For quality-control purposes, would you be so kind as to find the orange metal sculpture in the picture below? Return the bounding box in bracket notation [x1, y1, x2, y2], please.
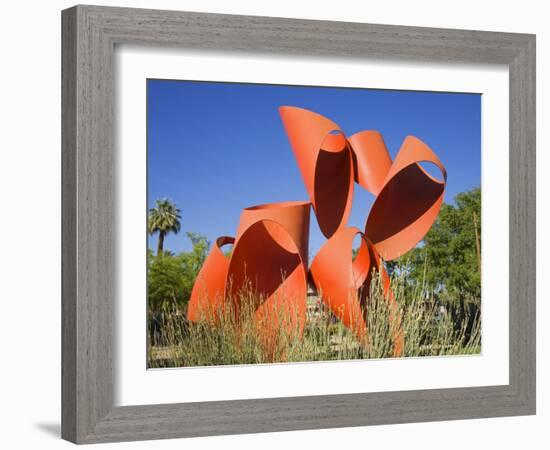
[187, 105, 446, 358]
[279, 106, 354, 239]
[188, 201, 309, 338]
[187, 236, 234, 323]
[228, 201, 310, 337]
[310, 227, 403, 357]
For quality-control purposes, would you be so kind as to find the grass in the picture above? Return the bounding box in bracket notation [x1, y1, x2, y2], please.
[147, 269, 481, 368]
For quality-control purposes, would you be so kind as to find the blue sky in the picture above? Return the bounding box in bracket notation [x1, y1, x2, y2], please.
[147, 79, 480, 256]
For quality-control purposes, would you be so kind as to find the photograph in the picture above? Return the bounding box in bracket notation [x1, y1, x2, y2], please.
[146, 79, 482, 368]
[1, 0, 541, 447]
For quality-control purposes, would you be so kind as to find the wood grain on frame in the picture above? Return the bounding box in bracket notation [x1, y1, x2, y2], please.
[61, 5, 536, 444]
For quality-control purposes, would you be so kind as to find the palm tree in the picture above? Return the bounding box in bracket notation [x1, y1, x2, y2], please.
[148, 199, 181, 255]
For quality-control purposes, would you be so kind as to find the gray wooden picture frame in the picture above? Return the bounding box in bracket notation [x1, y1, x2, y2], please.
[61, 4, 536, 444]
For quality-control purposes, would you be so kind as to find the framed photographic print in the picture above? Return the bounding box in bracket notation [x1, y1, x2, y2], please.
[61, 5, 536, 444]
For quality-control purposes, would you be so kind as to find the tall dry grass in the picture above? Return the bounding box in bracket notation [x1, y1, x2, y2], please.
[148, 268, 481, 368]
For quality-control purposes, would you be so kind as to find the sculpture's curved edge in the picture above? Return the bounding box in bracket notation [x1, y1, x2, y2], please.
[310, 227, 403, 356]
[348, 130, 392, 196]
[187, 235, 234, 323]
[279, 105, 354, 239]
[228, 217, 308, 359]
[228, 205, 309, 328]
[234, 200, 311, 268]
[365, 135, 447, 261]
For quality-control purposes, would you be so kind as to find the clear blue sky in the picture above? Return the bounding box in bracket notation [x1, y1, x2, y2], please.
[147, 79, 480, 256]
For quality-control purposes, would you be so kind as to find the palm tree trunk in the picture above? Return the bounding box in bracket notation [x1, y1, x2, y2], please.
[157, 231, 165, 255]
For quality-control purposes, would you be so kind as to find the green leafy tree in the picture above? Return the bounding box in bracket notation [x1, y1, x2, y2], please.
[148, 252, 187, 313]
[178, 232, 211, 303]
[148, 199, 181, 255]
[147, 232, 211, 313]
[407, 187, 481, 331]
[411, 188, 481, 296]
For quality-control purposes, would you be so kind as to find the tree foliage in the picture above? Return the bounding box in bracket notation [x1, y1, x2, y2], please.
[383, 187, 482, 337]
[408, 187, 481, 303]
[147, 232, 210, 313]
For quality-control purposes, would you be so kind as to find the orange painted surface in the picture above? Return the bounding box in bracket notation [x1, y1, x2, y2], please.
[187, 105, 445, 359]
[279, 106, 354, 239]
[365, 135, 447, 261]
[228, 201, 310, 337]
[187, 236, 234, 323]
[310, 228, 403, 356]
[348, 130, 392, 196]
[188, 202, 309, 352]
